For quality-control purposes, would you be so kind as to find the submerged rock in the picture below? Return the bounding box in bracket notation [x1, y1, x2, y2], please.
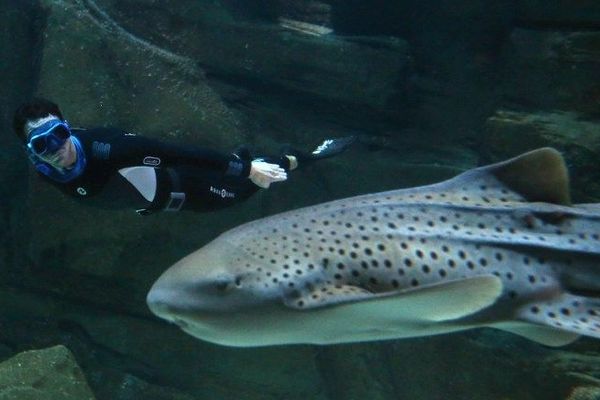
[515, 1, 600, 29]
[567, 386, 600, 400]
[0, 345, 96, 400]
[483, 109, 600, 201]
[87, 0, 410, 113]
[504, 29, 600, 117]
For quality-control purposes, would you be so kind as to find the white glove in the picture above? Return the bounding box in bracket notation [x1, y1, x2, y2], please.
[249, 161, 287, 189]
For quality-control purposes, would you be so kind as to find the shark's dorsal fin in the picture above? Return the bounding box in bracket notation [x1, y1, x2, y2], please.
[486, 147, 571, 206]
[307, 147, 572, 213]
[288, 276, 503, 323]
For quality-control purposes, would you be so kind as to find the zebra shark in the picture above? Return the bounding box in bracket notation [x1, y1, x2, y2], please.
[147, 148, 600, 347]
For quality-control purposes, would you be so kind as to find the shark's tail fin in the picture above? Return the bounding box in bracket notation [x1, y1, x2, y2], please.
[510, 293, 599, 346]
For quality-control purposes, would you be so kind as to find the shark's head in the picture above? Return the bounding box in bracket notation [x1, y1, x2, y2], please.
[146, 227, 320, 346]
[148, 236, 276, 308]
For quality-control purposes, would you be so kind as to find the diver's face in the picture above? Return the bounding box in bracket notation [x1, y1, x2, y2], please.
[26, 115, 77, 169]
[37, 138, 76, 169]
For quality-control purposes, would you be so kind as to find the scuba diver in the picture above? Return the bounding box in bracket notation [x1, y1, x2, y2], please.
[14, 98, 355, 215]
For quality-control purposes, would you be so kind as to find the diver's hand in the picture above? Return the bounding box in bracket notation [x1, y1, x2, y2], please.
[249, 161, 287, 189]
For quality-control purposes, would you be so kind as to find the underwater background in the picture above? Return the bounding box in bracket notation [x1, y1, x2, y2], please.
[0, 0, 599, 399]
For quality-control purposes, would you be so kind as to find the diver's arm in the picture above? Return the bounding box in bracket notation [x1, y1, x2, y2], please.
[108, 134, 251, 177]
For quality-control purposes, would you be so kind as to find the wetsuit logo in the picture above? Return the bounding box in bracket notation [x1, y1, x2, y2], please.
[210, 186, 235, 199]
[76, 187, 87, 196]
[143, 156, 161, 166]
[92, 141, 111, 160]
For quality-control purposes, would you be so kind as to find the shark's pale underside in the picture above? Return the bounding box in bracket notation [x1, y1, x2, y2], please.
[147, 148, 600, 347]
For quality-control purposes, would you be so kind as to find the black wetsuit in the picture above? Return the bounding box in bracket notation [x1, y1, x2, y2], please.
[38, 127, 290, 214]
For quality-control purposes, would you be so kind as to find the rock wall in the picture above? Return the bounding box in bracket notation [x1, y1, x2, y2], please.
[0, 345, 96, 400]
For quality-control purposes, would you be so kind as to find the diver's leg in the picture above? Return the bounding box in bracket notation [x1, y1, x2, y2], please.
[280, 136, 356, 171]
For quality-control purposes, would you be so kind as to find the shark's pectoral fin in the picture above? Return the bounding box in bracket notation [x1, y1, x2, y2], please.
[287, 276, 503, 323]
[492, 322, 580, 347]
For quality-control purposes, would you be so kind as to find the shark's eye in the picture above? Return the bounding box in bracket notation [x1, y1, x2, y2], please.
[215, 278, 235, 293]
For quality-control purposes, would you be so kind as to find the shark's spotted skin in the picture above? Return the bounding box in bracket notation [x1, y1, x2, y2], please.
[148, 148, 600, 347]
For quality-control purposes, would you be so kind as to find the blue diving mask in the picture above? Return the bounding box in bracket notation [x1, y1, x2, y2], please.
[26, 119, 71, 157]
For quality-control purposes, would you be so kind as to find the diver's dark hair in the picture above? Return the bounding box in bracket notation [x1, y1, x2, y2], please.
[13, 98, 64, 142]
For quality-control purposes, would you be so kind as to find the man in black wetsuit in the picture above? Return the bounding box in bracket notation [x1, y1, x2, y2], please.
[13, 98, 355, 215]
